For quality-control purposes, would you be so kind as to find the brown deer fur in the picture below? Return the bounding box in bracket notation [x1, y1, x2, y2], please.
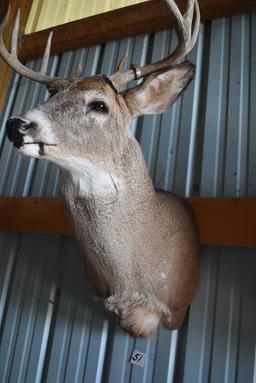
[6, 61, 200, 337]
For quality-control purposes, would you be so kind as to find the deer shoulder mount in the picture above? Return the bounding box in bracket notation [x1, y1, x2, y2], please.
[1, 0, 200, 337]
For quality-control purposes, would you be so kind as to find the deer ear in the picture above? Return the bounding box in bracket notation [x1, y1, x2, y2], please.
[124, 61, 195, 117]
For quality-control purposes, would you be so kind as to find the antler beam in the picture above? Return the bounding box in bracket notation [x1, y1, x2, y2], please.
[0, 7, 58, 84]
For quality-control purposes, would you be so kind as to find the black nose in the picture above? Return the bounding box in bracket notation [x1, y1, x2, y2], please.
[6, 117, 27, 148]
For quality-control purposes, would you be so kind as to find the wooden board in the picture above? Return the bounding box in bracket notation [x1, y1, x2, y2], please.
[0, 0, 33, 113]
[0, 197, 73, 236]
[186, 198, 256, 247]
[19, 0, 172, 61]
[0, 197, 256, 247]
[19, 0, 256, 62]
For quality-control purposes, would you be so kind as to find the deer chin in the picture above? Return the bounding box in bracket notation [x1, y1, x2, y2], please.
[19, 141, 57, 157]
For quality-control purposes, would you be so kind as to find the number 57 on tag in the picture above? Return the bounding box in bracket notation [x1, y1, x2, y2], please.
[130, 350, 146, 367]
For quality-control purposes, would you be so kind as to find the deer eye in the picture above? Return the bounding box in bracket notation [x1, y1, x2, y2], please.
[87, 101, 109, 114]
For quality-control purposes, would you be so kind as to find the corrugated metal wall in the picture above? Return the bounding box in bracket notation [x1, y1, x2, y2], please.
[0, 13, 256, 383]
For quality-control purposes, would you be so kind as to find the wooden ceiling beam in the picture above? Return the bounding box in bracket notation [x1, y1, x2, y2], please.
[18, 0, 256, 62]
[0, 197, 256, 247]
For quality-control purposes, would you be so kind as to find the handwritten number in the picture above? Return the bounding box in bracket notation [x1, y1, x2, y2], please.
[132, 353, 143, 362]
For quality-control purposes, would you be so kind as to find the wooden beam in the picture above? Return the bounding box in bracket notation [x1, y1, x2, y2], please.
[0, 0, 33, 113]
[19, 0, 172, 62]
[0, 197, 256, 247]
[18, 0, 256, 62]
[186, 198, 256, 247]
[198, 0, 256, 20]
[0, 197, 73, 236]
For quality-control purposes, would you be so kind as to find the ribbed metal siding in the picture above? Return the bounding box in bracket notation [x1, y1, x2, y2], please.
[0, 13, 256, 383]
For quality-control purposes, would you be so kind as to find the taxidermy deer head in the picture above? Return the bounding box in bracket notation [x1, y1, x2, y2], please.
[1, 0, 200, 337]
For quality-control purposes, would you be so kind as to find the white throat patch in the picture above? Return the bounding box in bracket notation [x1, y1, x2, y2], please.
[57, 156, 121, 197]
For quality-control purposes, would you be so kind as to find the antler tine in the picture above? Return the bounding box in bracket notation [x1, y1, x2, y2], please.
[75, 63, 83, 78]
[116, 54, 128, 72]
[40, 31, 53, 74]
[109, 0, 200, 90]
[10, 7, 19, 55]
[190, 1, 200, 50]
[183, 0, 195, 33]
[0, 7, 59, 85]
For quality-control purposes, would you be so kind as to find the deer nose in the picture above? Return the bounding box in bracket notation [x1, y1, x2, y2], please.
[6, 117, 30, 148]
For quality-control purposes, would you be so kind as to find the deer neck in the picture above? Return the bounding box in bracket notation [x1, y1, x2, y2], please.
[59, 138, 157, 296]
[59, 137, 155, 205]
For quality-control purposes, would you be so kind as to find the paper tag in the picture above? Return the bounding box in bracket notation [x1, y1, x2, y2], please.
[130, 350, 146, 367]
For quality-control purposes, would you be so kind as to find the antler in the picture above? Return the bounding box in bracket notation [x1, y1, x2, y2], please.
[0, 1, 200, 90]
[110, 0, 200, 89]
[0, 7, 58, 85]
